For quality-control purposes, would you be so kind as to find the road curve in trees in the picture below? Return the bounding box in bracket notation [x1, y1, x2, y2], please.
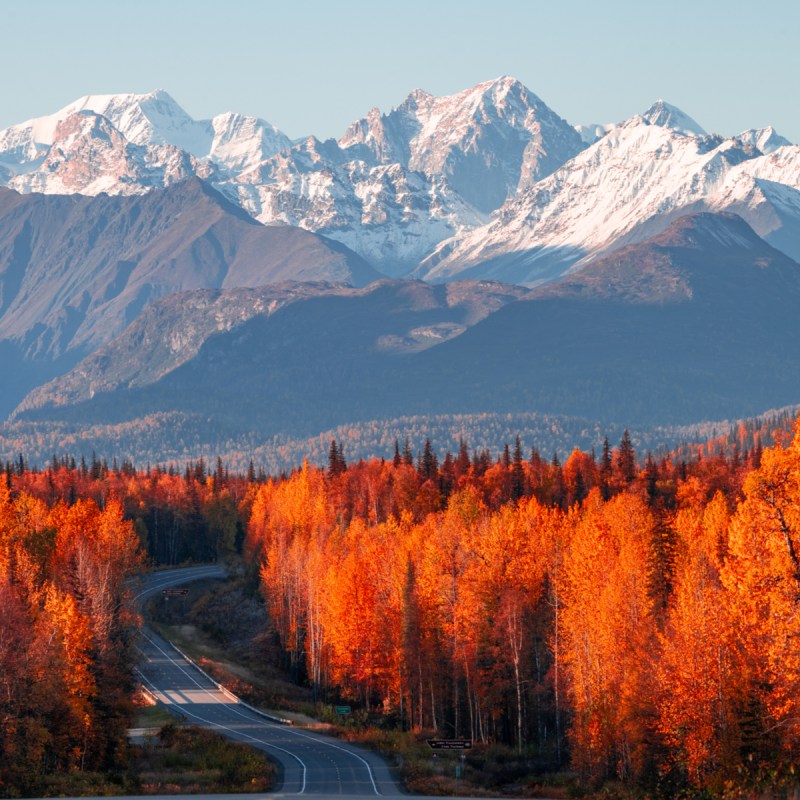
[134, 566, 402, 796]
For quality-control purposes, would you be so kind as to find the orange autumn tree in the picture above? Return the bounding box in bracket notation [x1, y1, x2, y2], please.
[414, 487, 486, 738]
[41, 584, 96, 768]
[248, 463, 333, 681]
[459, 501, 548, 751]
[560, 489, 657, 782]
[656, 492, 740, 788]
[722, 421, 800, 763]
[321, 514, 411, 708]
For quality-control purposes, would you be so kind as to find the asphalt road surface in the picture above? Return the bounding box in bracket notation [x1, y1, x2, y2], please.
[134, 565, 402, 796]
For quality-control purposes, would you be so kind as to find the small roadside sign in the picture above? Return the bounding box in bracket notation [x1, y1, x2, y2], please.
[427, 739, 472, 750]
[335, 705, 352, 715]
[161, 588, 189, 597]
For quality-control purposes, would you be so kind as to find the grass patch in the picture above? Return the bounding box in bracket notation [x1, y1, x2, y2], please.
[134, 704, 176, 729]
[28, 772, 136, 798]
[131, 723, 277, 794]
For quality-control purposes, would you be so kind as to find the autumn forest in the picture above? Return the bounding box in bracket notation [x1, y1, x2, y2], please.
[2, 417, 800, 796]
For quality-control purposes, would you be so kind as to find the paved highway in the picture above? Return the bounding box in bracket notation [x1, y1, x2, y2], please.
[135, 566, 402, 796]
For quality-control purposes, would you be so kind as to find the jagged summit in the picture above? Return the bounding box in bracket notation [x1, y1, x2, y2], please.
[735, 126, 792, 154]
[0, 90, 291, 166]
[339, 74, 584, 213]
[641, 99, 707, 136]
[416, 112, 800, 286]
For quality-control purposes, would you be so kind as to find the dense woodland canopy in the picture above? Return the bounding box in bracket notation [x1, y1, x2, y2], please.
[246, 421, 800, 793]
[1, 414, 799, 796]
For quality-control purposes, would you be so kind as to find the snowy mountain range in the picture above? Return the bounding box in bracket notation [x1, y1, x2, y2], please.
[1, 79, 797, 285]
[419, 117, 800, 285]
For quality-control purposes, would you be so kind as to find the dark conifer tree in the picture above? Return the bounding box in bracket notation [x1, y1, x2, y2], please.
[402, 437, 414, 467]
[419, 438, 438, 481]
[455, 437, 471, 478]
[474, 449, 492, 477]
[572, 469, 586, 506]
[551, 452, 565, 509]
[337, 441, 347, 473]
[439, 452, 456, 498]
[328, 439, 347, 477]
[511, 436, 525, 500]
[600, 437, 612, 499]
[644, 452, 658, 505]
[752, 435, 763, 468]
[616, 430, 636, 484]
[90, 451, 101, 480]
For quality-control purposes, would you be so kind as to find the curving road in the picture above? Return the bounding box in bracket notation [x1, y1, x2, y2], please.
[135, 566, 402, 796]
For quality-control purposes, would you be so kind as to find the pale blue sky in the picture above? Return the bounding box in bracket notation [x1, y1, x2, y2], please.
[2, 0, 798, 143]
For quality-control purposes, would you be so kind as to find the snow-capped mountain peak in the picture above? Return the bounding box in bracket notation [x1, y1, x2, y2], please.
[208, 111, 292, 175]
[735, 126, 793, 155]
[62, 89, 197, 148]
[336, 76, 586, 219]
[0, 90, 290, 170]
[641, 99, 707, 137]
[6, 108, 200, 196]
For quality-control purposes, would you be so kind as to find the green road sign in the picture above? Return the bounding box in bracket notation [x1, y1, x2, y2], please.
[427, 739, 472, 750]
[335, 705, 351, 715]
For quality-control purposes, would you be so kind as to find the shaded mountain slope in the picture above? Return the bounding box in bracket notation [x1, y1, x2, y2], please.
[14, 214, 800, 446]
[408, 212, 800, 423]
[0, 178, 376, 415]
[0, 178, 377, 359]
[16, 279, 529, 418]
